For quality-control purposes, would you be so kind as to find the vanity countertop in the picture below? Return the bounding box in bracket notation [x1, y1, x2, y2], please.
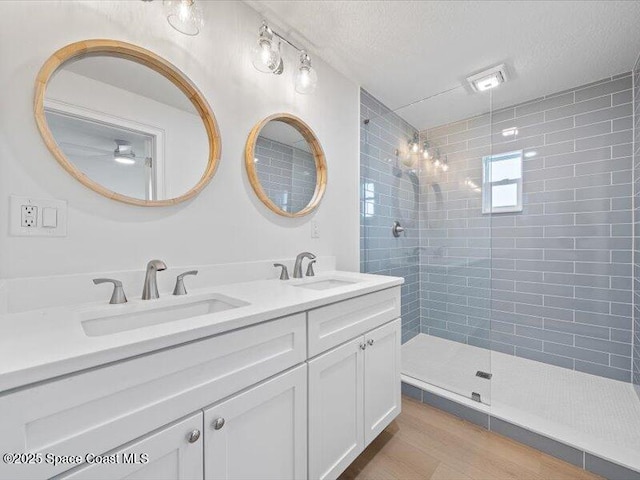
[0, 271, 403, 393]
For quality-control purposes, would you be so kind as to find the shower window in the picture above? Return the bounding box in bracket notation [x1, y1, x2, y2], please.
[482, 150, 523, 213]
[362, 182, 376, 218]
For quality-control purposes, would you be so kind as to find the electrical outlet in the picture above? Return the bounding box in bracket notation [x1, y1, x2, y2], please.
[21, 205, 38, 227]
[10, 196, 67, 237]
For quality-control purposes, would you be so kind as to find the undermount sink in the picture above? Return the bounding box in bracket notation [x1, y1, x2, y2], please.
[294, 278, 358, 290]
[80, 293, 249, 337]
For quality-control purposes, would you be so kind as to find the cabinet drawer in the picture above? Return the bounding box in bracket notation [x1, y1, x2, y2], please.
[0, 314, 306, 480]
[307, 287, 400, 357]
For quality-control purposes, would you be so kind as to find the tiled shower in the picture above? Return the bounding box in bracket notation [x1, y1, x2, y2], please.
[422, 74, 635, 382]
[361, 70, 640, 475]
[360, 89, 420, 344]
[255, 136, 317, 214]
[361, 74, 637, 382]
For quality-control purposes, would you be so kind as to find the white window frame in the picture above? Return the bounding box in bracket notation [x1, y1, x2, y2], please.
[361, 182, 375, 218]
[482, 150, 523, 214]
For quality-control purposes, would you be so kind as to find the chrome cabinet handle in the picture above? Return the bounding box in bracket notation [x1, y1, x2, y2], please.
[212, 417, 225, 430]
[173, 270, 198, 296]
[367, 339, 375, 346]
[360, 343, 367, 350]
[93, 278, 127, 304]
[187, 429, 201, 443]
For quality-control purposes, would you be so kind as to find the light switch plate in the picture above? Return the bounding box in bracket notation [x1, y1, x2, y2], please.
[10, 196, 67, 237]
[311, 219, 320, 238]
[42, 207, 58, 228]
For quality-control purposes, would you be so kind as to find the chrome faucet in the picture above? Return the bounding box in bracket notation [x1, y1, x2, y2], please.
[293, 252, 316, 278]
[142, 259, 167, 300]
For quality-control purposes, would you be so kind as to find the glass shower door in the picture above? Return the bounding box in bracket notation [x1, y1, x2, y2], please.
[360, 85, 494, 405]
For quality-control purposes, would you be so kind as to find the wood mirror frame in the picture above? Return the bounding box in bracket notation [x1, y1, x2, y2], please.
[245, 113, 327, 218]
[34, 39, 221, 207]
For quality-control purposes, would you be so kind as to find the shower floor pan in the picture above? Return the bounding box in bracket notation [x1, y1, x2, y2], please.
[402, 333, 640, 475]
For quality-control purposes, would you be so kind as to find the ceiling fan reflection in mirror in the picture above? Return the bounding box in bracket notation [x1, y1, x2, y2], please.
[57, 139, 150, 167]
[113, 140, 137, 165]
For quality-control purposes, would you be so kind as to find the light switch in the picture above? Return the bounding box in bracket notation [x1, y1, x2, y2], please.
[42, 207, 57, 228]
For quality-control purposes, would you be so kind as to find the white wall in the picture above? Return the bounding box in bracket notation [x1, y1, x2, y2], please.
[47, 69, 209, 199]
[0, 0, 360, 279]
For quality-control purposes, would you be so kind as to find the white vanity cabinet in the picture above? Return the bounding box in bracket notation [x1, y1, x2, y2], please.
[363, 319, 401, 445]
[203, 365, 307, 480]
[307, 287, 401, 480]
[55, 365, 308, 480]
[0, 313, 306, 480]
[0, 282, 402, 480]
[56, 413, 204, 480]
[308, 337, 365, 480]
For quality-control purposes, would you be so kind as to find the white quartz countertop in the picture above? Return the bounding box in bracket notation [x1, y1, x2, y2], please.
[0, 271, 403, 393]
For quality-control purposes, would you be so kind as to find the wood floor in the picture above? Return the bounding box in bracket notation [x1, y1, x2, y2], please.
[339, 396, 602, 480]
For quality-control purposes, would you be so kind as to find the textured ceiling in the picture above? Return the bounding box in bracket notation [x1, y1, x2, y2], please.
[247, 1, 640, 129]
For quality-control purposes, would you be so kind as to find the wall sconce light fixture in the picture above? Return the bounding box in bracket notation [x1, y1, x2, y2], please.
[142, 0, 204, 36]
[428, 148, 449, 172]
[163, 0, 203, 36]
[422, 141, 431, 160]
[408, 133, 420, 154]
[295, 50, 318, 94]
[251, 21, 283, 73]
[252, 20, 318, 94]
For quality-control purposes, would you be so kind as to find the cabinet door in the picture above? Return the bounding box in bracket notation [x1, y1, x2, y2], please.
[57, 413, 203, 480]
[308, 337, 364, 480]
[363, 318, 401, 446]
[203, 365, 307, 480]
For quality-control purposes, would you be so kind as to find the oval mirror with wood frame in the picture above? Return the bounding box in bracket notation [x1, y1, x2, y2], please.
[245, 114, 327, 217]
[34, 39, 221, 206]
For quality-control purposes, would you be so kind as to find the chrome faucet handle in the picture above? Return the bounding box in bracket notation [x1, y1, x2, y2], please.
[273, 263, 290, 280]
[93, 278, 127, 304]
[173, 270, 198, 296]
[305, 259, 316, 277]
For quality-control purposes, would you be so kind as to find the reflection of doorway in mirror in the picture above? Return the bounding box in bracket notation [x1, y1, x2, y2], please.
[44, 101, 165, 201]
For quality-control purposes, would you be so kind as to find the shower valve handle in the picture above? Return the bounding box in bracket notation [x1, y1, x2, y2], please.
[392, 221, 405, 238]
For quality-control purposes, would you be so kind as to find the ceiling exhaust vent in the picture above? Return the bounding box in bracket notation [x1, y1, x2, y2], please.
[467, 64, 508, 92]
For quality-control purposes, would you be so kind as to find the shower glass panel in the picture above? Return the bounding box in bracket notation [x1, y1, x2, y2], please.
[360, 89, 421, 348]
[360, 85, 493, 405]
[361, 66, 640, 476]
[486, 76, 640, 471]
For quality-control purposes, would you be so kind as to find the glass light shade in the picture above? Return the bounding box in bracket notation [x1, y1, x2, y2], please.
[295, 65, 318, 94]
[114, 156, 136, 165]
[164, 0, 203, 36]
[401, 154, 416, 167]
[252, 37, 282, 73]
